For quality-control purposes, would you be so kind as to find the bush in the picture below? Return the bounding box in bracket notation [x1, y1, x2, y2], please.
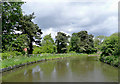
[113, 58, 118, 67]
[33, 47, 44, 54]
[2, 51, 22, 60]
[69, 51, 76, 54]
[99, 33, 119, 67]
[2, 53, 11, 60]
[100, 55, 119, 67]
[100, 33, 118, 56]
[85, 47, 97, 54]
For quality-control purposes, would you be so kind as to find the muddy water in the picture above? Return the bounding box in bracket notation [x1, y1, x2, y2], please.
[2, 55, 118, 82]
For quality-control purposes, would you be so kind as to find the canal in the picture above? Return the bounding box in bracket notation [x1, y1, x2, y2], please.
[2, 55, 118, 82]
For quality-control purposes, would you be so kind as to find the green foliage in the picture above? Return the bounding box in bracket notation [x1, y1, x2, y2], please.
[2, 2, 24, 34]
[94, 35, 107, 50]
[33, 47, 44, 54]
[2, 2, 42, 54]
[100, 55, 118, 67]
[100, 33, 119, 67]
[55, 32, 70, 53]
[42, 34, 56, 53]
[19, 13, 42, 54]
[2, 53, 9, 60]
[101, 33, 119, 56]
[68, 51, 76, 53]
[2, 51, 22, 60]
[1, 53, 87, 68]
[33, 34, 56, 54]
[70, 31, 97, 54]
[8, 34, 29, 52]
[2, 34, 29, 55]
[2, 2, 24, 51]
[2, 34, 14, 51]
[66, 45, 71, 53]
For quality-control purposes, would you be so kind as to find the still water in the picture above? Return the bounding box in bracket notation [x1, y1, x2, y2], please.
[2, 56, 118, 82]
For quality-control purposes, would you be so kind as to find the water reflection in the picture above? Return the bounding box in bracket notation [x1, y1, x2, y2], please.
[2, 56, 118, 82]
[69, 56, 94, 76]
[100, 62, 118, 81]
[55, 60, 68, 77]
[32, 66, 41, 82]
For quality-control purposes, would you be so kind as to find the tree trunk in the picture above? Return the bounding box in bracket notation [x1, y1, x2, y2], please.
[57, 41, 60, 53]
[28, 36, 33, 54]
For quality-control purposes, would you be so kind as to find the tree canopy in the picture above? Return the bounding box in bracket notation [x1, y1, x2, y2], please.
[2, 2, 42, 54]
[70, 31, 96, 54]
[2, 2, 24, 52]
[20, 13, 42, 54]
[55, 32, 70, 53]
[94, 35, 107, 50]
[101, 33, 119, 56]
[2, 2, 24, 34]
[41, 34, 56, 53]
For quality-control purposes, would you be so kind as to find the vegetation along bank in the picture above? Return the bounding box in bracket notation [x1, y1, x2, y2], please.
[1, 1, 119, 73]
[1, 53, 88, 72]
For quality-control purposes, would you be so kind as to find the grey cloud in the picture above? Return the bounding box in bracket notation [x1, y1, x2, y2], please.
[22, 0, 118, 39]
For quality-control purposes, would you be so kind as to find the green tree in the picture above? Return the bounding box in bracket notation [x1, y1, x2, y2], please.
[55, 32, 70, 53]
[101, 33, 119, 56]
[8, 34, 29, 53]
[70, 31, 96, 54]
[2, 2, 24, 34]
[94, 35, 107, 50]
[20, 13, 42, 54]
[2, 2, 42, 54]
[41, 34, 56, 53]
[2, 2, 24, 52]
[33, 46, 44, 54]
[100, 33, 119, 67]
[70, 33, 80, 52]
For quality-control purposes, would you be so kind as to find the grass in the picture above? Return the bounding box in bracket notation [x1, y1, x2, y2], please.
[1, 53, 88, 69]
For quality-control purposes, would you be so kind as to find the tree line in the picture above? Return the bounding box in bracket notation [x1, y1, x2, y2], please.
[33, 31, 97, 54]
[2, 2, 42, 55]
[2, 2, 97, 56]
[1, 1, 119, 67]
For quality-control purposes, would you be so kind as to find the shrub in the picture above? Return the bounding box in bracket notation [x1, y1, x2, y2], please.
[33, 47, 44, 54]
[69, 51, 76, 54]
[113, 58, 118, 66]
[2, 53, 11, 60]
[2, 51, 22, 60]
[100, 33, 118, 56]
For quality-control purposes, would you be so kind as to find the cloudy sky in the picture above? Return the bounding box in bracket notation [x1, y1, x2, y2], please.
[22, 0, 118, 39]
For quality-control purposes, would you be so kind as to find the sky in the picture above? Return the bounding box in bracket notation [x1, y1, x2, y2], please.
[22, 0, 118, 40]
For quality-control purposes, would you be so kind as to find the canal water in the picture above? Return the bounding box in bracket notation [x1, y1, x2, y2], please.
[2, 55, 118, 82]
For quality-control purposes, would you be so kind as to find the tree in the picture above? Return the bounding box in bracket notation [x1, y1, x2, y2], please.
[20, 13, 42, 54]
[100, 33, 119, 67]
[101, 33, 119, 56]
[70, 31, 96, 54]
[2, 2, 24, 52]
[94, 35, 107, 50]
[8, 34, 29, 53]
[41, 34, 56, 53]
[2, 2, 24, 34]
[55, 32, 70, 53]
[33, 46, 44, 54]
[70, 33, 80, 52]
[2, 2, 42, 54]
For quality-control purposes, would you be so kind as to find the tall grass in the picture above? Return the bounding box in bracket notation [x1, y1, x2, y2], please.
[1, 53, 88, 69]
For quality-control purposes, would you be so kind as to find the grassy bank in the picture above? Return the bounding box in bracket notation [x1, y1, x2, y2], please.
[99, 55, 119, 67]
[88, 53, 100, 56]
[1, 53, 88, 70]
